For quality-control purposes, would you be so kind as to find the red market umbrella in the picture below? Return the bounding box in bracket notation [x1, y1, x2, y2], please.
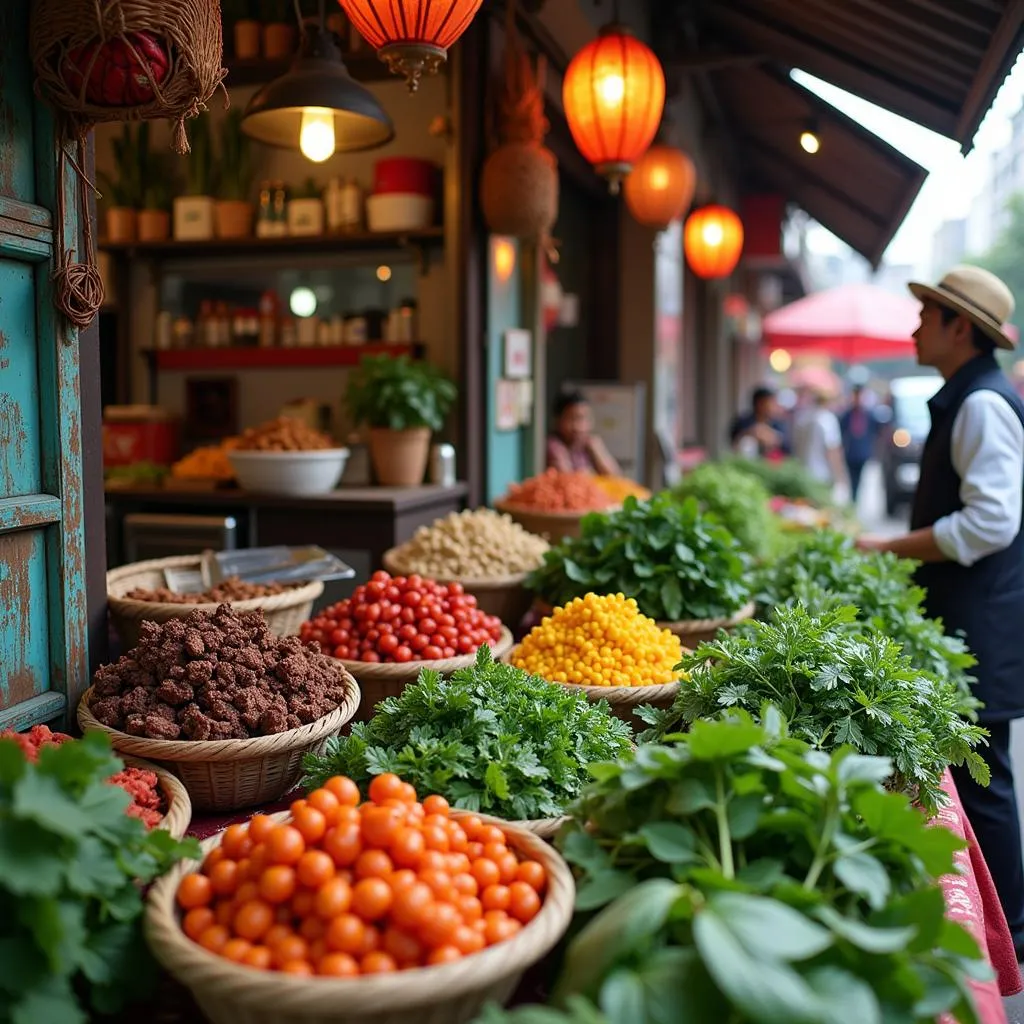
[762, 283, 921, 361]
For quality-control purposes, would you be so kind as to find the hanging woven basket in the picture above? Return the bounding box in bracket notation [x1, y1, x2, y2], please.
[30, 0, 226, 154]
[481, 141, 558, 241]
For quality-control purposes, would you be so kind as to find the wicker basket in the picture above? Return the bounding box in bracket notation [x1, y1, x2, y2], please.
[119, 754, 192, 839]
[144, 811, 576, 1024]
[382, 548, 534, 626]
[657, 600, 756, 647]
[340, 627, 515, 722]
[78, 676, 360, 812]
[515, 815, 569, 841]
[503, 645, 679, 731]
[492, 500, 619, 542]
[107, 555, 324, 650]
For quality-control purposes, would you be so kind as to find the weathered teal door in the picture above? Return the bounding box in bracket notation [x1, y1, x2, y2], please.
[0, 2, 90, 730]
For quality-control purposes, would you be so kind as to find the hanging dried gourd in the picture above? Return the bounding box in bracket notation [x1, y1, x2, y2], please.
[479, 1, 558, 244]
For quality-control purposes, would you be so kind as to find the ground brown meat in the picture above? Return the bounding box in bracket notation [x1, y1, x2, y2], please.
[88, 605, 351, 740]
[124, 575, 304, 605]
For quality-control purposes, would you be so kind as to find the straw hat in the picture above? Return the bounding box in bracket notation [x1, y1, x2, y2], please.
[908, 265, 1016, 350]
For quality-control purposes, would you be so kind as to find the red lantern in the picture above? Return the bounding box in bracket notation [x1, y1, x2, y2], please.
[684, 205, 744, 279]
[337, 0, 484, 91]
[563, 24, 665, 193]
[624, 144, 696, 229]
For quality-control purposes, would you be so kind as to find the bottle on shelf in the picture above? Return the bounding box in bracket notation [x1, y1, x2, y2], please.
[340, 177, 363, 234]
[258, 290, 278, 348]
[325, 177, 345, 233]
[256, 181, 274, 239]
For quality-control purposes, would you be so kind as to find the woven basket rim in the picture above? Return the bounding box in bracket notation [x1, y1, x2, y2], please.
[656, 600, 757, 634]
[515, 815, 569, 840]
[144, 811, 575, 1012]
[381, 548, 535, 589]
[492, 499, 620, 520]
[119, 754, 192, 840]
[107, 555, 324, 615]
[78, 673, 360, 763]
[333, 626, 515, 682]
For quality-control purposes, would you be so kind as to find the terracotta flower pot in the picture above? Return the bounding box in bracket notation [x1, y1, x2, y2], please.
[369, 427, 431, 487]
[215, 200, 255, 240]
[137, 209, 170, 243]
[263, 22, 296, 60]
[105, 207, 137, 244]
[234, 19, 261, 60]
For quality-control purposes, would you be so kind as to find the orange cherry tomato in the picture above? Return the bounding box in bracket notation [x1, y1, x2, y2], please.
[398, 782, 418, 804]
[177, 873, 213, 910]
[423, 794, 450, 817]
[242, 945, 272, 970]
[481, 884, 511, 913]
[324, 776, 361, 806]
[360, 951, 398, 974]
[452, 924, 485, 955]
[291, 889, 315, 918]
[383, 926, 423, 965]
[419, 902, 461, 949]
[281, 959, 314, 976]
[307, 788, 342, 825]
[390, 827, 426, 868]
[296, 849, 336, 889]
[390, 881, 433, 930]
[293, 806, 328, 845]
[198, 924, 229, 953]
[271, 934, 309, 968]
[248, 814, 277, 845]
[318, 952, 359, 976]
[183, 906, 215, 941]
[325, 913, 366, 955]
[457, 895, 483, 923]
[354, 849, 394, 880]
[265, 825, 306, 865]
[361, 806, 403, 849]
[233, 900, 274, 942]
[263, 923, 293, 950]
[508, 881, 542, 923]
[368, 773, 405, 804]
[470, 858, 500, 890]
[426, 944, 462, 965]
[258, 865, 297, 905]
[351, 877, 392, 921]
[221, 938, 252, 963]
[323, 823, 362, 867]
[515, 860, 546, 892]
[314, 877, 353, 919]
[496, 852, 519, 885]
[221, 824, 253, 860]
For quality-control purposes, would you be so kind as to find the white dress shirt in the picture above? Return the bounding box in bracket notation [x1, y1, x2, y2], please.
[932, 389, 1024, 567]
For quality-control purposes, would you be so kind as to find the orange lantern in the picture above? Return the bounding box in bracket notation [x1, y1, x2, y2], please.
[684, 205, 744, 279]
[337, 0, 484, 91]
[562, 24, 665, 193]
[624, 144, 696, 229]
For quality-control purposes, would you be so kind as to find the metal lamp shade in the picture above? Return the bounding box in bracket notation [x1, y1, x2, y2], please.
[242, 59, 394, 152]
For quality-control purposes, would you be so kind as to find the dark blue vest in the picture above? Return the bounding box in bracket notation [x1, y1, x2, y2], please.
[910, 354, 1024, 722]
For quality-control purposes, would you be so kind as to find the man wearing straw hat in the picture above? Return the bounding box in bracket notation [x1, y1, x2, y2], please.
[858, 265, 1024, 956]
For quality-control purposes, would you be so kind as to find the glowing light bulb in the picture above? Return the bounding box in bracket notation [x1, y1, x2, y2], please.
[597, 73, 625, 108]
[649, 165, 670, 190]
[800, 130, 820, 154]
[702, 222, 724, 246]
[290, 287, 317, 318]
[299, 108, 336, 163]
[769, 349, 792, 373]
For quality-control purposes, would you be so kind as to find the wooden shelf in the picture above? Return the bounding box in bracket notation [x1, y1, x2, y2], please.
[100, 226, 444, 262]
[224, 51, 399, 88]
[142, 342, 424, 372]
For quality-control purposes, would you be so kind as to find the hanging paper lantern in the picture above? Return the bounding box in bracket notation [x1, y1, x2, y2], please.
[624, 144, 696, 229]
[684, 204, 744, 279]
[562, 24, 665, 193]
[338, 0, 484, 91]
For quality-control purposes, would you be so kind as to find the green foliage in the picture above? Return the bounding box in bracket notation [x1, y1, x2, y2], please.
[346, 355, 457, 432]
[972, 193, 1024, 337]
[474, 999, 608, 1024]
[302, 645, 633, 820]
[525, 495, 752, 622]
[99, 123, 148, 208]
[756, 529, 979, 715]
[0, 731, 199, 1024]
[722, 456, 835, 506]
[671, 462, 779, 559]
[218, 108, 253, 201]
[549, 714, 988, 1024]
[181, 113, 216, 196]
[638, 605, 988, 814]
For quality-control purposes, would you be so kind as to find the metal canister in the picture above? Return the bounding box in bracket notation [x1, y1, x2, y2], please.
[429, 443, 456, 486]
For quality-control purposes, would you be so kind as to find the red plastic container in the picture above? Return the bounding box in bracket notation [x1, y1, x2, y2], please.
[372, 157, 438, 197]
[102, 406, 179, 467]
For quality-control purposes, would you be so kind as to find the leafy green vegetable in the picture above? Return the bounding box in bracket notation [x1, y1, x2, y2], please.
[550, 713, 986, 1024]
[756, 529, 979, 715]
[525, 495, 752, 622]
[473, 998, 608, 1024]
[671, 462, 780, 559]
[302, 645, 633, 820]
[638, 605, 987, 813]
[346, 354, 457, 432]
[0, 732, 199, 1024]
[720, 456, 835, 507]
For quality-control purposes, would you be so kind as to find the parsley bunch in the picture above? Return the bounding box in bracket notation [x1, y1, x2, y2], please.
[546, 713, 988, 1024]
[757, 529, 979, 715]
[525, 495, 752, 622]
[302, 646, 633, 820]
[721, 455, 835, 506]
[639, 605, 988, 813]
[0, 731, 199, 1024]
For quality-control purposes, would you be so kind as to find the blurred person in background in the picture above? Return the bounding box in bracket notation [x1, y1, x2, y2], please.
[546, 390, 620, 475]
[729, 386, 790, 459]
[840, 383, 882, 501]
[792, 387, 850, 500]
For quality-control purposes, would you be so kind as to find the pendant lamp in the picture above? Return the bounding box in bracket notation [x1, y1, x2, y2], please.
[242, 2, 393, 160]
[337, 0, 484, 91]
[562, 22, 665, 193]
[684, 204, 744, 279]
[624, 144, 696, 229]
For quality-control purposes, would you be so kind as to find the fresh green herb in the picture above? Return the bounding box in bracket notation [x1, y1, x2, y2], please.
[722, 456, 835, 506]
[0, 731, 199, 1024]
[474, 999, 607, 1024]
[551, 713, 988, 1024]
[638, 605, 988, 812]
[671, 462, 780, 559]
[526, 495, 752, 622]
[346, 355, 457, 432]
[218, 107, 253, 202]
[757, 529, 979, 715]
[302, 645, 633, 820]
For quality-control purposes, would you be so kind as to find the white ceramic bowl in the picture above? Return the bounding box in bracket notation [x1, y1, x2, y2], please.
[366, 192, 435, 232]
[227, 449, 349, 496]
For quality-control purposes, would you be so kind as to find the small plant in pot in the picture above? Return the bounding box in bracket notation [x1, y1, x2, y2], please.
[99, 124, 144, 244]
[346, 355, 456, 486]
[215, 108, 255, 239]
[173, 114, 216, 241]
[138, 179, 172, 243]
[261, 0, 297, 60]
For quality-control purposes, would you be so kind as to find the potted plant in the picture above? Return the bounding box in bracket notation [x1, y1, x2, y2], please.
[138, 179, 172, 243]
[261, 0, 296, 60]
[287, 177, 325, 236]
[226, 0, 261, 60]
[99, 123, 144, 244]
[215, 108, 255, 239]
[173, 114, 216, 241]
[346, 355, 456, 486]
